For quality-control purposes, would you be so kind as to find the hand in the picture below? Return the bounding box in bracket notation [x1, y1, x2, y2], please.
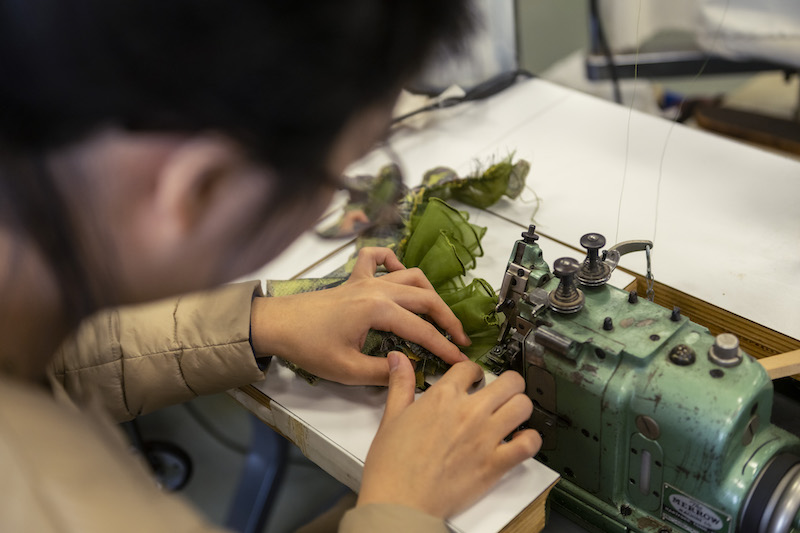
[250, 247, 471, 385]
[358, 352, 542, 518]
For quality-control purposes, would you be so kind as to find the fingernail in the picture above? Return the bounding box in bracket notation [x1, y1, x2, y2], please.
[460, 352, 470, 362]
[388, 351, 400, 372]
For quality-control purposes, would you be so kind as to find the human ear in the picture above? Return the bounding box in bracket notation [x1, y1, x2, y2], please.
[151, 136, 252, 242]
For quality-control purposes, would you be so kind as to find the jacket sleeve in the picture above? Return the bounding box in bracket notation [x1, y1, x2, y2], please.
[50, 281, 266, 422]
[339, 504, 449, 533]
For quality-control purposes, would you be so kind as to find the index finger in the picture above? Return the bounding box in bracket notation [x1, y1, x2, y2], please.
[435, 360, 485, 392]
[384, 284, 471, 347]
[372, 305, 468, 365]
[477, 371, 526, 414]
[351, 247, 406, 279]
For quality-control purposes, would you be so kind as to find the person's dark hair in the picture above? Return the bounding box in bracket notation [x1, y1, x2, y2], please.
[0, 0, 472, 319]
[0, 0, 471, 186]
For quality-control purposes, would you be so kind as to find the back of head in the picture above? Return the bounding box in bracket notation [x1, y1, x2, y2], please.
[0, 0, 472, 318]
[0, 0, 472, 183]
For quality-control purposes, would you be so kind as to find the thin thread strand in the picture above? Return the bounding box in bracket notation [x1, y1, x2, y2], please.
[653, 0, 731, 244]
[615, 1, 643, 244]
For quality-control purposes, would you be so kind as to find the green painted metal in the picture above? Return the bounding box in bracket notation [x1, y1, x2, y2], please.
[484, 235, 800, 533]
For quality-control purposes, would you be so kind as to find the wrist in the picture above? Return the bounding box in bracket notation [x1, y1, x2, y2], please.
[249, 295, 294, 358]
[250, 296, 272, 355]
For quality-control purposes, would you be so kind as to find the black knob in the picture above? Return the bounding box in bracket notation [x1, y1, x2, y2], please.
[603, 317, 613, 331]
[577, 233, 611, 287]
[670, 306, 681, 321]
[553, 257, 580, 279]
[669, 344, 696, 366]
[548, 257, 585, 313]
[628, 290, 639, 304]
[580, 233, 606, 266]
[521, 225, 539, 244]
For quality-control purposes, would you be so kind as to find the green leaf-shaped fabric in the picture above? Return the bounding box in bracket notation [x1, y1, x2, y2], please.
[439, 279, 502, 360]
[402, 198, 485, 285]
[417, 158, 530, 210]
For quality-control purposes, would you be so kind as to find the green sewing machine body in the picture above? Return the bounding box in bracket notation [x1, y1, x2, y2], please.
[484, 228, 800, 533]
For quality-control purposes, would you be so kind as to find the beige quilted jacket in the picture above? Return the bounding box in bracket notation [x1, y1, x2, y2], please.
[0, 281, 446, 533]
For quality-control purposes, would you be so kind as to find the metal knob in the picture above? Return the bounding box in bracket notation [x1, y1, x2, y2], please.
[548, 257, 585, 313]
[577, 233, 612, 286]
[708, 333, 743, 367]
[521, 225, 539, 244]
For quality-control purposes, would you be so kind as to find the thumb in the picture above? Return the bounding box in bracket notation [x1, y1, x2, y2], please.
[380, 351, 416, 428]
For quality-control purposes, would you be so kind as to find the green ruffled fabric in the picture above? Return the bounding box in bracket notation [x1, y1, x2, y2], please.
[394, 198, 500, 362]
[280, 156, 530, 383]
[401, 198, 486, 286]
[420, 158, 529, 209]
[439, 278, 503, 360]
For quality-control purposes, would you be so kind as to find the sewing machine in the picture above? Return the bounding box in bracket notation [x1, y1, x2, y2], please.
[485, 225, 800, 533]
